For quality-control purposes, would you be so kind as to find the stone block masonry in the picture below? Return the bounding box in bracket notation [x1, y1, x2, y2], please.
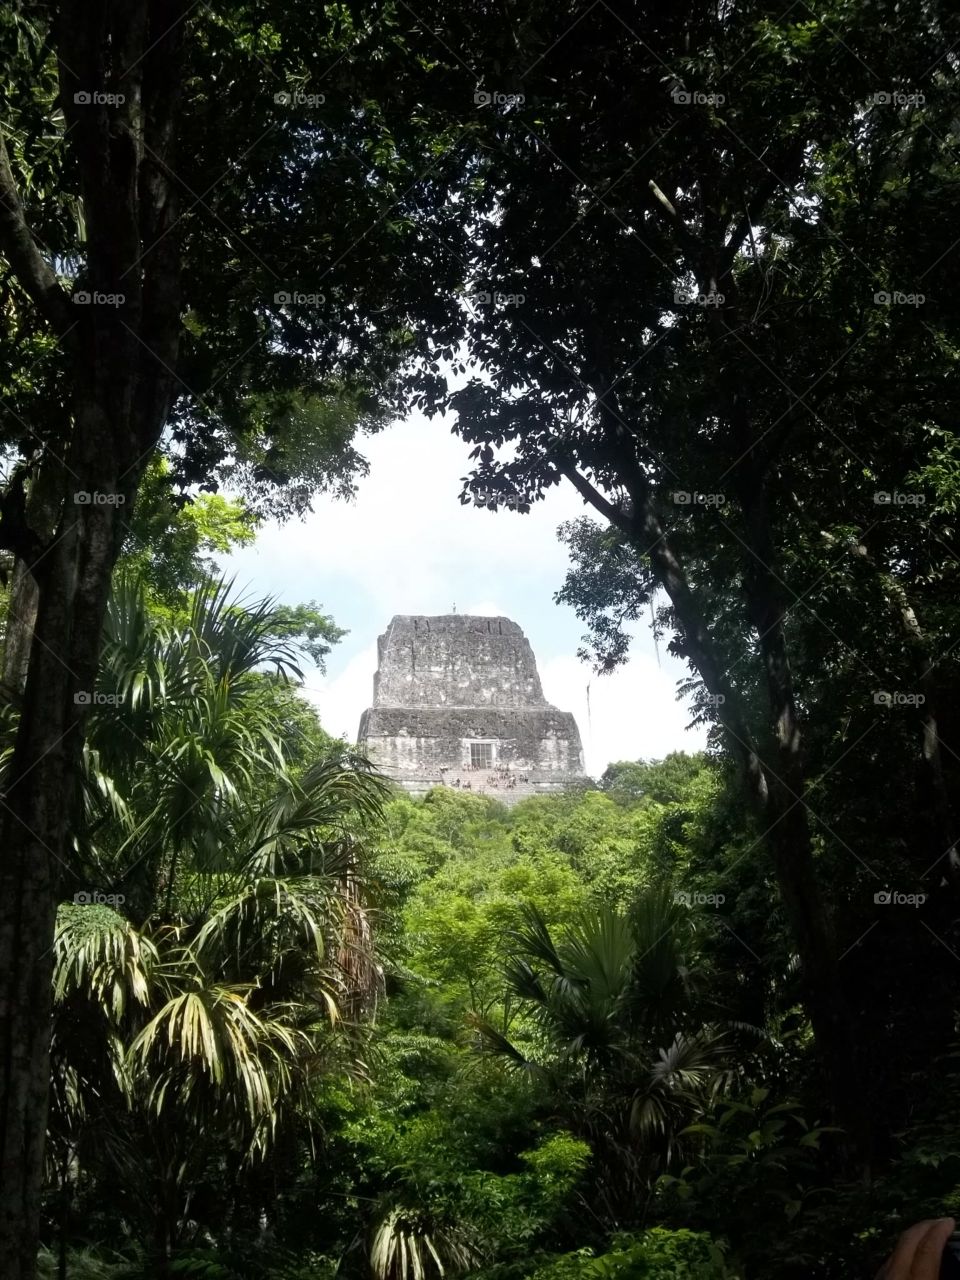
[358, 614, 585, 803]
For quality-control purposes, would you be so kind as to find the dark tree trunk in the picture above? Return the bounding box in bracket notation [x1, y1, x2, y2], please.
[0, 554, 83, 1279]
[563, 386, 869, 1165]
[732, 433, 872, 1162]
[0, 3, 185, 1273]
[1, 462, 66, 701]
[0, 430, 141, 1277]
[57, 1150, 71, 1280]
[2, 559, 38, 698]
[152, 1212, 173, 1280]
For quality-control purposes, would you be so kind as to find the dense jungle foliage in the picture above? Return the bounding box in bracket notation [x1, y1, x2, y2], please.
[1, 0, 960, 1277]
[23, 559, 960, 1280]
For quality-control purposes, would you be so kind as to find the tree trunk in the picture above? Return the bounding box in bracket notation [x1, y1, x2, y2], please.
[877, 559, 957, 877]
[1, 462, 66, 700]
[152, 1211, 173, 1280]
[563, 397, 869, 1164]
[0, 3, 184, 1271]
[0, 536, 84, 1279]
[0, 441, 133, 1276]
[2, 559, 38, 698]
[57, 1150, 71, 1280]
[732, 443, 870, 1160]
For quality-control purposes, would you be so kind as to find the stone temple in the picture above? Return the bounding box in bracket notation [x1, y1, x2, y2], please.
[357, 615, 585, 802]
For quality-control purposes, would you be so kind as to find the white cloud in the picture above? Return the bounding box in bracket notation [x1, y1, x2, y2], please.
[225, 410, 587, 618]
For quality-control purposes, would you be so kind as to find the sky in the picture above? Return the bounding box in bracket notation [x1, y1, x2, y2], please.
[222, 408, 707, 776]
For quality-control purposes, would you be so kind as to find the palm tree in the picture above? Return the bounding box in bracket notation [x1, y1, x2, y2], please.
[77, 574, 309, 917]
[475, 888, 735, 1225]
[48, 575, 390, 1276]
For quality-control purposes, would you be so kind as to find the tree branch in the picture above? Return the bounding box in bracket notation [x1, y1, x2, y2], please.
[0, 132, 72, 336]
[0, 464, 49, 565]
[559, 462, 631, 533]
[645, 179, 703, 263]
[718, 172, 780, 277]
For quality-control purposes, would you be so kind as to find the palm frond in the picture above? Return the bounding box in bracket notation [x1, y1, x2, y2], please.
[54, 902, 158, 1022]
[626, 885, 696, 1032]
[559, 905, 636, 1006]
[506, 903, 569, 978]
[242, 753, 389, 877]
[469, 1016, 536, 1070]
[102, 573, 170, 713]
[627, 1027, 732, 1156]
[188, 575, 303, 681]
[370, 1207, 480, 1280]
[127, 979, 311, 1144]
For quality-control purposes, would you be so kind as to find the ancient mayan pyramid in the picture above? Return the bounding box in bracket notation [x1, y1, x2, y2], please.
[357, 614, 585, 802]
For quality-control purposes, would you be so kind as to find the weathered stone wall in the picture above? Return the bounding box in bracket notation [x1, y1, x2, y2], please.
[358, 614, 585, 803]
[373, 615, 545, 708]
[357, 707, 581, 772]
